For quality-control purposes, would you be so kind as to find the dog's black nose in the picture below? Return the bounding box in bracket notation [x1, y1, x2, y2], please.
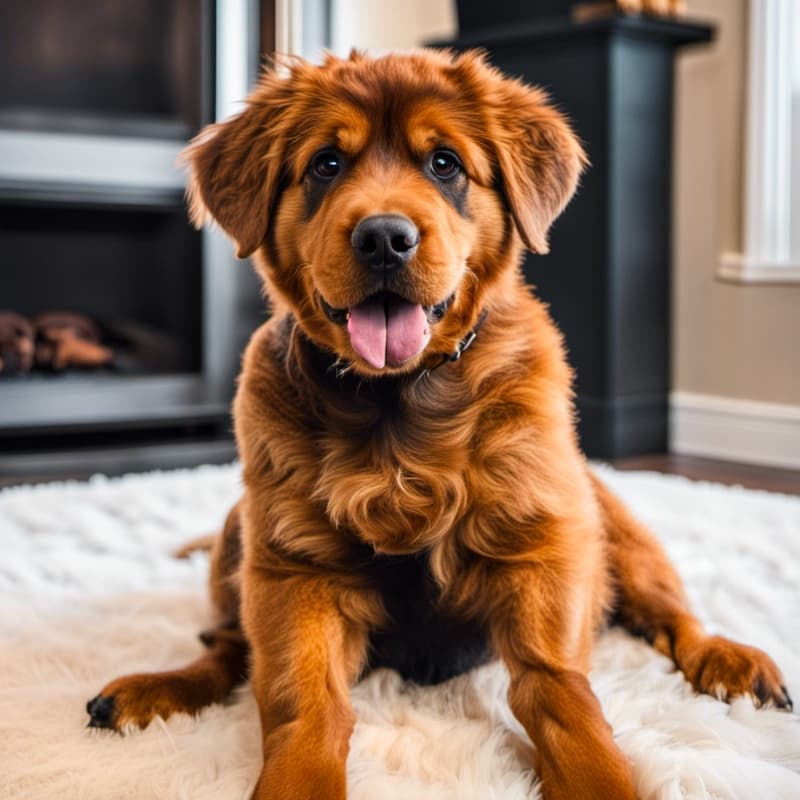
[351, 214, 419, 271]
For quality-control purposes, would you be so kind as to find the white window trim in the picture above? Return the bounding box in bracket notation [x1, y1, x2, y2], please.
[717, 0, 800, 284]
[217, 0, 305, 119]
[276, 0, 305, 57]
[216, 0, 256, 121]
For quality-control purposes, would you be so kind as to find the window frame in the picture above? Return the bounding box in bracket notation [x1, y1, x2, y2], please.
[718, 0, 800, 284]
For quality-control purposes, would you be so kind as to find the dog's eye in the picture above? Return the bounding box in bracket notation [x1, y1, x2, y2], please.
[311, 151, 342, 181]
[430, 151, 462, 179]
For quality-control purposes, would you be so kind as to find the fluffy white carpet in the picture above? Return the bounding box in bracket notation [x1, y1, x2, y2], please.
[0, 463, 798, 800]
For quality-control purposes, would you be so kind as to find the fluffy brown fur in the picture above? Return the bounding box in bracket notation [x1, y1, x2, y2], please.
[88, 50, 792, 800]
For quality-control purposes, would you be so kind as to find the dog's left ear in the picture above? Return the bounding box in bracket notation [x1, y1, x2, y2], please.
[475, 63, 587, 255]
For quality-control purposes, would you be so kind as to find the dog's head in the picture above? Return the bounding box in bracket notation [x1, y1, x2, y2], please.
[184, 50, 585, 375]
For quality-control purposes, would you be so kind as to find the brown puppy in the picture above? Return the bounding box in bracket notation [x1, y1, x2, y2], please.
[87, 50, 792, 800]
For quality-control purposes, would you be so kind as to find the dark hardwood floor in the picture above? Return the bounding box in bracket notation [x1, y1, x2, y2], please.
[609, 453, 800, 496]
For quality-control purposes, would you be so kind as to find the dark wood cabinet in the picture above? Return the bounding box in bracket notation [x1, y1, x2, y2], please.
[437, 14, 713, 457]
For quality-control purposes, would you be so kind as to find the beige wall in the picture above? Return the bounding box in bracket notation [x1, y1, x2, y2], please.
[673, 0, 800, 405]
[330, 0, 456, 55]
[330, 0, 800, 406]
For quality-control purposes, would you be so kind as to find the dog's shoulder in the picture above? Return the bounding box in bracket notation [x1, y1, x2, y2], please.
[464, 288, 574, 413]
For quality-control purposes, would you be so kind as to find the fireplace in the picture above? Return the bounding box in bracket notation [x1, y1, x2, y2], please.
[0, 1, 272, 480]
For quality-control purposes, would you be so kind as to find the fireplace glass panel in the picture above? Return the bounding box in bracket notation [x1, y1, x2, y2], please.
[0, 0, 204, 138]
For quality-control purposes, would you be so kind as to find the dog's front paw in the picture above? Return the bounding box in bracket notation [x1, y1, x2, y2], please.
[253, 731, 348, 800]
[680, 635, 792, 710]
[253, 762, 346, 800]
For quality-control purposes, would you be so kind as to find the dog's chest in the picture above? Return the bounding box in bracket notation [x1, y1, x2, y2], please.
[364, 551, 492, 684]
[319, 391, 474, 552]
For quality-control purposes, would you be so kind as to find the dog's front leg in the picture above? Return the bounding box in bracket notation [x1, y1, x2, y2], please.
[486, 563, 636, 800]
[241, 571, 368, 800]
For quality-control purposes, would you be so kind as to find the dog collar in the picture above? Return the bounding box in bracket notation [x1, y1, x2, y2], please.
[431, 309, 489, 371]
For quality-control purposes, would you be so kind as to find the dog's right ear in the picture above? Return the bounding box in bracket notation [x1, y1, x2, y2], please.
[181, 77, 291, 259]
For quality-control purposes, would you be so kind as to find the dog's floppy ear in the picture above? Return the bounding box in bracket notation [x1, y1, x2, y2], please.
[467, 57, 587, 255]
[181, 75, 291, 259]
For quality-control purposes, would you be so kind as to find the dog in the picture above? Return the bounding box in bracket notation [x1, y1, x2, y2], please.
[87, 50, 792, 800]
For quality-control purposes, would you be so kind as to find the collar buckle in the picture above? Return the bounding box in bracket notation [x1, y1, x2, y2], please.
[450, 329, 478, 361]
[431, 308, 488, 371]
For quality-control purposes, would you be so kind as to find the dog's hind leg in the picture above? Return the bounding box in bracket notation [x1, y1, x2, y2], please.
[87, 503, 249, 731]
[86, 623, 249, 731]
[591, 471, 792, 711]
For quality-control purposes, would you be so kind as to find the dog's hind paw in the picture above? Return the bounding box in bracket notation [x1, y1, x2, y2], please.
[84, 677, 164, 732]
[680, 635, 793, 711]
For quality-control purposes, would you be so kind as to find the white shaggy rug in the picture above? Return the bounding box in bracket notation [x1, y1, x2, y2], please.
[1, 463, 799, 800]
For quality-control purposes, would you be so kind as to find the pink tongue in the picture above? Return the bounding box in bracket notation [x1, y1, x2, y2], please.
[347, 299, 386, 369]
[347, 296, 430, 370]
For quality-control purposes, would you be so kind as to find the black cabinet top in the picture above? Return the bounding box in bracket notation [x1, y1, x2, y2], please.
[432, 13, 714, 51]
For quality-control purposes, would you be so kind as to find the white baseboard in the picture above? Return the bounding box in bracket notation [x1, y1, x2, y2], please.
[669, 392, 800, 470]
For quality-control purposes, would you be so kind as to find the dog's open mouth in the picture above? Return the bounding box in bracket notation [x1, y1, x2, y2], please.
[321, 291, 454, 370]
